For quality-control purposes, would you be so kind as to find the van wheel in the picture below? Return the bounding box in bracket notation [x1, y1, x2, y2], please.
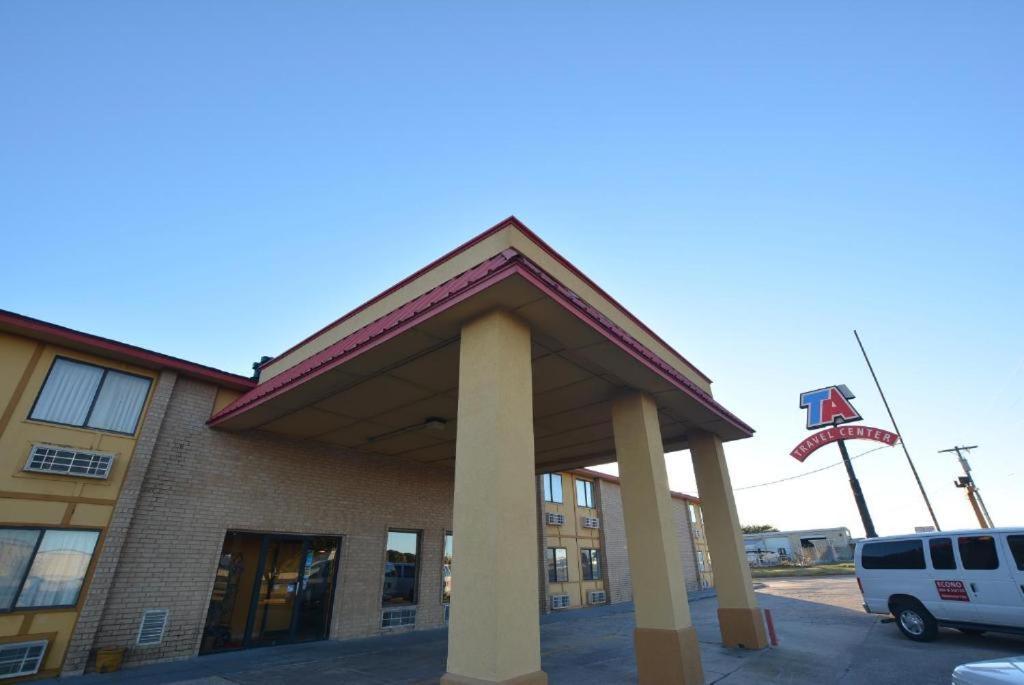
[956, 627, 986, 636]
[893, 601, 938, 642]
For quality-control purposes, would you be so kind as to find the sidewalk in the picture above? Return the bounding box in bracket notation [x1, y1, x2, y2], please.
[44, 591, 718, 685]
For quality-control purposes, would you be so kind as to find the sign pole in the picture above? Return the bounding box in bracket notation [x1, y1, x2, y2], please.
[836, 438, 878, 538]
[854, 330, 941, 531]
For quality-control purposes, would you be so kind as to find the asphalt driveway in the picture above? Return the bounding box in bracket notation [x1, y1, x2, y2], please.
[48, 577, 1024, 684]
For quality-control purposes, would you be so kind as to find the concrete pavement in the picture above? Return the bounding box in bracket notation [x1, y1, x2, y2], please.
[45, 578, 1024, 684]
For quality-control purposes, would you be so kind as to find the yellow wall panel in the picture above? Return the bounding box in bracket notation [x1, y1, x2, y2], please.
[0, 334, 39, 412]
[28, 611, 77, 670]
[0, 614, 23, 637]
[0, 498, 66, 525]
[213, 387, 242, 416]
[69, 503, 113, 527]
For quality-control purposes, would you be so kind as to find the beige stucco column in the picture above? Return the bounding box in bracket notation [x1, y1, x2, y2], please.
[442, 310, 547, 685]
[612, 392, 703, 685]
[689, 428, 768, 649]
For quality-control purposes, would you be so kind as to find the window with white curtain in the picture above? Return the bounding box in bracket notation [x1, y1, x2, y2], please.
[30, 358, 151, 434]
[0, 528, 100, 610]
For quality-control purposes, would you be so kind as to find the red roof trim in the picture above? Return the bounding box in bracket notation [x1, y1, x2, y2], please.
[259, 216, 713, 385]
[0, 309, 255, 391]
[257, 216, 522, 372]
[513, 260, 753, 435]
[573, 468, 700, 504]
[209, 250, 753, 437]
[209, 250, 523, 424]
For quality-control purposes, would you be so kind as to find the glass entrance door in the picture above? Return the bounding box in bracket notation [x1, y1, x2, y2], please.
[201, 532, 340, 654]
[250, 538, 304, 647]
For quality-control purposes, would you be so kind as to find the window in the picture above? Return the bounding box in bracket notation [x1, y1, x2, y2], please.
[580, 549, 601, 580]
[1008, 535, 1024, 571]
[697, 551, 706, 572]
[929, 537, 957, 570]
[546, 548, 568, 582]
[25, 444, 114, 479]
[0, 640, 47, 679]
[382, 530, 420, 607]
[0, 528, 99, 610]
[575, 479, 594, 508]
[688, 504, 697, 523]
[860, 539, 925, 570]
[30, 358, 151, 434]
[441, 532, 453, 604]
[958, 536, 999, 570]
[542, 474, 563, 503]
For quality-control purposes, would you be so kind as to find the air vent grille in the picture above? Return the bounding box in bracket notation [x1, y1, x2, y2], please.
[137, 609, 168, 646]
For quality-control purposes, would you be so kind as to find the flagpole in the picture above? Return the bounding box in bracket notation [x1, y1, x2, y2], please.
[854, 330, 941, 531]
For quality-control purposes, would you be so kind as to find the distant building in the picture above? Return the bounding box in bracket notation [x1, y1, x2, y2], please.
[744, 527, 854, 565]
[538, 468, 711, 613]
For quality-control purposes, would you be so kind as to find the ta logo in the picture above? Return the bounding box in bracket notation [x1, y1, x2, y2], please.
[799, 385, 862, 430]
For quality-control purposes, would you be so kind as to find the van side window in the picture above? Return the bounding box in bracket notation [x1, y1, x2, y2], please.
[1007, 535, 1024, 571]
[958, 536, 999, 570]
[929, 537, 956, 570]
[861, 540, 925, 569]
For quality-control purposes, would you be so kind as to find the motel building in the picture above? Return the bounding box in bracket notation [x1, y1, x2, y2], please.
[0, 218, 764, 684]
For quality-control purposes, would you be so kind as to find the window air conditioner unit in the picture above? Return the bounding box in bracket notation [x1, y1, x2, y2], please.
[545, 512, 565, 526]
[582, 516, 600, 529]
[588, 590, 607, 604]
[0, 641, 47, 679]
[25, 444, 114, 479]
[550, 594, 571, 610]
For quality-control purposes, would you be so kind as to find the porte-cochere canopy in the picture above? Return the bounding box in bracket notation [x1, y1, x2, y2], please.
[209, 217, 764, 685]
[209, 217, 752, 473]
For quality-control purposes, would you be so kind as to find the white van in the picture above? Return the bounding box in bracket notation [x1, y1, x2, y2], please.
[855, 528, 1024, 641]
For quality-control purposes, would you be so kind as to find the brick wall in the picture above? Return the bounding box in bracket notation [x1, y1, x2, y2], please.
[596, 478, 702, 602]
[62, 370, 179, 675]
[596, 480, 632, 604]
[672, 499, 700, 592]
[87, 377, 455, 667]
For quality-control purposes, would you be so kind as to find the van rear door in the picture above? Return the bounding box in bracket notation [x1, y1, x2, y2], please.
[956, 534, 1022, 628]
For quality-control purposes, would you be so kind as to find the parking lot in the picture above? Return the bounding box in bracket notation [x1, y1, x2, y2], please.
[51, 577, 1023, 684]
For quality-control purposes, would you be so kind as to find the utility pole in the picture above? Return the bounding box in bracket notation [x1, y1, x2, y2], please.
[854, 330, 941, 530]
[939, 445, 994, 528]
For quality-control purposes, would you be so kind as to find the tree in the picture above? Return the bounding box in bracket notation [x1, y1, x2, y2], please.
[741, 524, 779, 534]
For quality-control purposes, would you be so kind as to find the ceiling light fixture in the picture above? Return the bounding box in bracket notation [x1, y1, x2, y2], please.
[368, 417, 448, 443]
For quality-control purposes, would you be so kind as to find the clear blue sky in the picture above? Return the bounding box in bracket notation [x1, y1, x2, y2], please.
[2, 2, 1021, 535]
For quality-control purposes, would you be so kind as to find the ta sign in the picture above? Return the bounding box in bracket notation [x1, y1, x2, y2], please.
[799, 385, 862, 430]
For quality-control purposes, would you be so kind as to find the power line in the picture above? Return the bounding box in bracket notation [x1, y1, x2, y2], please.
[734, 444, 894, 492]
